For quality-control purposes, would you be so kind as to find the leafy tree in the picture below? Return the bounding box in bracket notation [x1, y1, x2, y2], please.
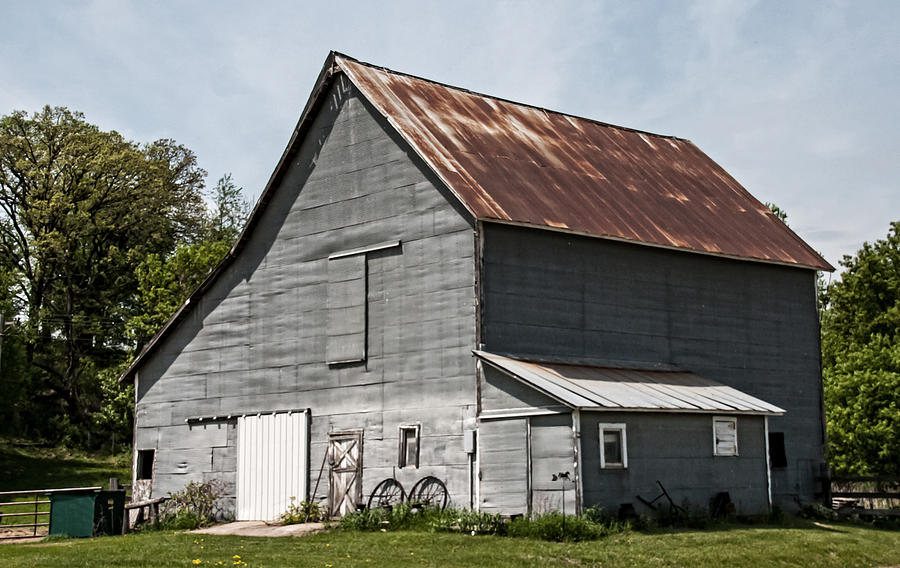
[127, 240, 232, 348]
[0, 106, 208, 444]
[96, 174, 250, 441]
[127, 174, 249, 348]
[205, 173, 250, 243]
[765, 202, 789, 223]
[820, 221, 900, 475]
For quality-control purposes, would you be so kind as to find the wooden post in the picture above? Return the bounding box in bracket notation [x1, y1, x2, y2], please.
[820, 463, 832, 508]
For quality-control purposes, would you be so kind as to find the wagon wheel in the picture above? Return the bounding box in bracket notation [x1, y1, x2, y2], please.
[408, 476, 448, 510]
[367, 478, 406, 510]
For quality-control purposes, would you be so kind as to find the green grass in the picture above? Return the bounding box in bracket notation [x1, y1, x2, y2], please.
[0, 440, 131, 492]
[1, 444, 898, 566]
[0, 521, 899, 567]
[0, 439, 131, 531]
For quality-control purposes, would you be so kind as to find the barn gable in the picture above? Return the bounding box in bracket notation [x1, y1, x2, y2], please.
[130, 71, 479, 516]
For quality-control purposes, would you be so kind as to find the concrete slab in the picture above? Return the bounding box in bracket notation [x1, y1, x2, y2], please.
[190, 521, 327, 538]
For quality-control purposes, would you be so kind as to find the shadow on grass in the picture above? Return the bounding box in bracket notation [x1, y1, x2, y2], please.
[638, 516, 854, 535]
[0, 443, 130, 492]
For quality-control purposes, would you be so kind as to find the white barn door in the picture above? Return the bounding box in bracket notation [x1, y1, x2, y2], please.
[236, 411, 309, 520]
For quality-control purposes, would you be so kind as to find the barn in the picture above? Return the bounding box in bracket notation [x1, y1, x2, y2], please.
[120, 52, 833, 520]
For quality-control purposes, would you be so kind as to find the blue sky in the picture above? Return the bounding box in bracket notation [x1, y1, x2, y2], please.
[2, 0, 897, 271]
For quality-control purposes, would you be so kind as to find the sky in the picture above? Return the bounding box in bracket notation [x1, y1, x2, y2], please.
[1, 0, 897, 273]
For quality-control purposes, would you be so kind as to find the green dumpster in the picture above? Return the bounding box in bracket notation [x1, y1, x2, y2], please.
[49, 489, 126, 537]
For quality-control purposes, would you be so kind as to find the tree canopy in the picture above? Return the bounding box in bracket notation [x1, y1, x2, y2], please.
[820, 221, 900, 475]
[0, 106, 248, 446]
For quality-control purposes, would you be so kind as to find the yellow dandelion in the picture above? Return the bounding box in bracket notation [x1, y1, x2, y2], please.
[192, 560, 202, 566]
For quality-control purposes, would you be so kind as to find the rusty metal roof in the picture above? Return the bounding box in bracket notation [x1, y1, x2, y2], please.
[119, 52, 832, 384]
[475, 351, 785, 415]
[337, 54, 832, 271]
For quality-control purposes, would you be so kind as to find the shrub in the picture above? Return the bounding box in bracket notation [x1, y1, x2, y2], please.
[653, 501, 709, 529]
[507, 511, 603, 542]
[338, 505, 632, 542]
[339, 503, 429, 531]
[797, 502, 838, 522]
[429, 508, 507, 535]
[157, 479, 226, 530]
[281, 497, 323, 524]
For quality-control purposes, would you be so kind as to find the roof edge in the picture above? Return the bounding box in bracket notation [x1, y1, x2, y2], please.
[332, 52, 689, 144]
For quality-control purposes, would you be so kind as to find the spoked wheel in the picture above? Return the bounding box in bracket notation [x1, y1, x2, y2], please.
[367, 478, 406, 509]
[408, 476, 449, 510]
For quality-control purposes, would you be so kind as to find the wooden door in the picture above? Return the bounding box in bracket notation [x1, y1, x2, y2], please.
[328, 430, 363, 517]
[478, 418, 528, 515]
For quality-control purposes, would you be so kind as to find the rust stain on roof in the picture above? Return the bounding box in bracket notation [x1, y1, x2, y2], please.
[337, 54, 832, 271]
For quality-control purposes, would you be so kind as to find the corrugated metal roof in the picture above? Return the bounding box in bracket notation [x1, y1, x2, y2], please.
[337, 54, 832, 271]
[475, 351, 785, 415]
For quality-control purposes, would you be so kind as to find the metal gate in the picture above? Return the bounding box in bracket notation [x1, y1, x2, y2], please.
[328, 430, 363, 517]
[236, 411, 309, 521]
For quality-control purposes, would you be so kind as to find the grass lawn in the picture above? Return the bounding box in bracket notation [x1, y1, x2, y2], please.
[0, 440, 131, 492]
[1, 521, 899, 567]
[0, 439, 131, 532]
[1, 443, 897, 566]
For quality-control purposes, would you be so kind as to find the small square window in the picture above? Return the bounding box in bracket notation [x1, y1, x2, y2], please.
[599, 423, 627, 468]
[713, 417, 738, 456]
[399, 425, 420, 468]
[137, 449, 155, 480]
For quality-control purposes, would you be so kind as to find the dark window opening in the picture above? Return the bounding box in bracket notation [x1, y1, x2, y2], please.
[137, 449, 155, 480]
[769, 432, 787, 468]
[603, 430, 622, 465]
[399, 425, 420, 468]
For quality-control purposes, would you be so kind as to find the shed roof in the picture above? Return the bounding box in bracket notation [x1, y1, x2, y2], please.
[337, 54, 832, 271]
[475, 351, 785, 416]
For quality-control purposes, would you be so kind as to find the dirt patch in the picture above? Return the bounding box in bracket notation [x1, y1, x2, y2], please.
[0, 527, 49, 544]
[190, 521, 327, 537]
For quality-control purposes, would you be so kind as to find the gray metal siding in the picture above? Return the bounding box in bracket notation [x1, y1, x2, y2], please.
[482, 223, 823, 507]
[580, 412, 770, 515]
[529, 414, 577, 514]
[135, 75, 477, 511]
[326, 254, 366, 363]
[478, 418, 528, 514]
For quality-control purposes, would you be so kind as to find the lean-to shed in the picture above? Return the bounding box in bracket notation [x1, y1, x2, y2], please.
[122, 52, 832, 519]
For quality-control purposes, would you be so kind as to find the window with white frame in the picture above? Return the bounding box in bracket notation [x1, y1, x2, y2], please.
[599, 423, 627, 468]
[398, 424, 420, 468]
[713, 416, 738, 456]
